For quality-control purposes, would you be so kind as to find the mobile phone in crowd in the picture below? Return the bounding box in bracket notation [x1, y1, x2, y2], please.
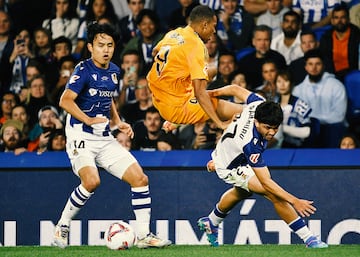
[16, 39, 25, 45]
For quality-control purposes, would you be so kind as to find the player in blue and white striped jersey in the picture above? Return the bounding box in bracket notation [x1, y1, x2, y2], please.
[197, 85, 328, 249]
[52, 21, 171, 249]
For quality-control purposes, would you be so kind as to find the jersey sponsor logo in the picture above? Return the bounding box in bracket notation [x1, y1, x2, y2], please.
[92, 74, 97, 81]
[111, 73, 118, 84]
[99, 90, 116, 97]
[101, 76, 108, 81]
[249, 153, 260, 164]
[89, 88, 97, 96]
[69, 75, 80, 84]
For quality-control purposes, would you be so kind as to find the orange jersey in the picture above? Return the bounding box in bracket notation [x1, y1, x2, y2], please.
[147, 26, 209, 108]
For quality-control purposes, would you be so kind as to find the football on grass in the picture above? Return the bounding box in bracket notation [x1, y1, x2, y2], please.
[104, 221, 136, 250]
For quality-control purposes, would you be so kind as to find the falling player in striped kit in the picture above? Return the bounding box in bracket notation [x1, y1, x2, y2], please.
[52, 21, 171, 249]
[197, 85, 328, 249]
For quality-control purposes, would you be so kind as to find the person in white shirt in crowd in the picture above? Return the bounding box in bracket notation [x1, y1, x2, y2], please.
[270, 10, 302, 65]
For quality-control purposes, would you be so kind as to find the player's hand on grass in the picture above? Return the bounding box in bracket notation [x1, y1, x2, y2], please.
[293, 199, 317, 217]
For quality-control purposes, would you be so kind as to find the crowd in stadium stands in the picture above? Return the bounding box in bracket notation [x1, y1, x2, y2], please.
[0, 0, 359, 154]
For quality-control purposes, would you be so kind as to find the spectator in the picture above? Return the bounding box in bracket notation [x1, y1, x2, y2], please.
[319, 3, 360, 82]
[50, 55, 76, 110]
[288, 30, 319, 85]
[42, 0, 80, 52]
[0, 91, 18, 125]
[293, 49, 347, 148]
[25, 75, 53, 129]
[19, 59, 46, 104]
[119, 0, 145, 48]
[9, 28, 34, 94]
[27, 105, 63, 153]
[117, 49, 142, 108]
[75, 0, 119, 58]
[0, 119, 27, 155]
[45, 36, 73, 91]
[275, 69, 312, 148]
[339, 133, 359, 149]
[120, 77, 152, 126]
[46, 128, 66, 151]
[0, 10, 15, 97]
[32, 27, 53, 64]
[178, 120, 222, 150]
[156, 130, 182, 151]
[292, 0, 340, 31]
[255, 59, 279, 102]
[204, 33, 226, 81]
[270, 10, 302, 65]
[349, 2, 360, 29]
[199, 0, 222, 11]
[121, 9, 164, 75]
[256, 0, 290, 38]
[236, 25, 286, 90]
[132, 106, 162, 151]
[207, 51, 237, 100]
[112, 128, 133, 151]
[168, 0, 200, 30]
[227, 70, 248, 104]
[11, 104, 30, 143]
[216, 0, 255, 52]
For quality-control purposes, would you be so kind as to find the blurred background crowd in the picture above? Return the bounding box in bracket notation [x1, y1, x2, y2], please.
[0, 0, 359, 154]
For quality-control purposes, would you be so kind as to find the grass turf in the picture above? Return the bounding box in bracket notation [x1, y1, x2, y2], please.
[0, 245, 359, 257]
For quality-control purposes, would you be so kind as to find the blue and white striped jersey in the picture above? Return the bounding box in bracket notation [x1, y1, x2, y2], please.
[292, 0, 340, 24]
[65, 58, 120, 135]
[212, 93, 268, 169]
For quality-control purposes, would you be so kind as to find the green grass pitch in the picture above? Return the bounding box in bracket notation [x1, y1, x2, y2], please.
[0, 245, 359, 257]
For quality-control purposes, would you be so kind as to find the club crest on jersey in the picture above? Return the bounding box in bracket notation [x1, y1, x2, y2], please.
[111, 73, 118, 84]
[69, 75, 80, 84]
[249, 153, 260, 164]
[89, 88, 97, 96]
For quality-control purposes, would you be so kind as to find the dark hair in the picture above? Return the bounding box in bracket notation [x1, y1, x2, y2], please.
[300, 30, 317, 39]
[255, 101, 283, 126]
[157, 131, 182, 150]
[283, 10, 302, 24]
[136, 9, 161, 33]
[304, 48, 323, 62]
[87, 21, 120, 45]
[333, 2, 349, 17]
[339, 133, 360, 148]
[189, 5, 215, 24]
[85, 0, 118, 24]
[253, 25, 272, 39]
[51, 36, 72, 52]
[58, 55, 76, 67]
[145, 106, 160, 115]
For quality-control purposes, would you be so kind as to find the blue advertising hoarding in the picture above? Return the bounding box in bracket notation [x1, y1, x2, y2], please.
[0, 150, 359, 246]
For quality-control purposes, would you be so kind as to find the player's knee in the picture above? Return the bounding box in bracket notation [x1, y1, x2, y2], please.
[82, 177, 101, 192]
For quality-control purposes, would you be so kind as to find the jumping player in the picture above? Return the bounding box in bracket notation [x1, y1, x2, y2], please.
[197, 85, 328, 248]
[52, 22, 171, 249]
[146, 5, 243, 131]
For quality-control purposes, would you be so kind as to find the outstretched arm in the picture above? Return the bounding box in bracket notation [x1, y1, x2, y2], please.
[208, 84, 252, 103]
[252, 166, 317, 217]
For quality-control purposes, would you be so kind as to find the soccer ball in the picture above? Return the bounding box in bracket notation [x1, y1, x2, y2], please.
[104, 221, 136, 250]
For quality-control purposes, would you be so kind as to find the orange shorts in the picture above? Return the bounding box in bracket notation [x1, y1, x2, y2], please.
[153, 95, 219, 124]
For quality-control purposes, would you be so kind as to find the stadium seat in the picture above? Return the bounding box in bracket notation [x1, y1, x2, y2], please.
[343, 70, 360, 125]
[312, 25, 332, 41]
[235, 47, 255, 62]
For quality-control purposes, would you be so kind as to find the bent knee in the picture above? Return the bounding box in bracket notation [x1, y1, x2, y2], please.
[83, 178, 100, 192]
